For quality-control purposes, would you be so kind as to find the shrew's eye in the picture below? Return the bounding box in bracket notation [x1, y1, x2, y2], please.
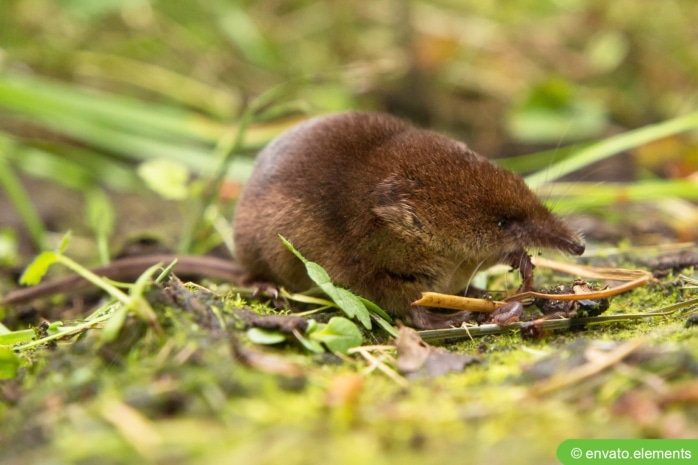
[497, 217, 512, 228]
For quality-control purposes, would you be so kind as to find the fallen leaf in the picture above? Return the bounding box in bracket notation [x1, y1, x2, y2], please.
[396, 326, 479, 379]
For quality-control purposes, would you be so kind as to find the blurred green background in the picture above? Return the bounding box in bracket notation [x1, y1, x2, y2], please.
[1, 0, 698, 263]
[3, 0, 698, 139]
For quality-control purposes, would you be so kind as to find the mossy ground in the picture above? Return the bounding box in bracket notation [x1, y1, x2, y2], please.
[2, 263, 696, 465]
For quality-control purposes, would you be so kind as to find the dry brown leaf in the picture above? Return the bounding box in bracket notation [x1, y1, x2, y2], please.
[396, 326, 479, 379]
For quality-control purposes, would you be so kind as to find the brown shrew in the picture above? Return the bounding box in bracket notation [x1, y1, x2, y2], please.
[233, 111, 585, 329]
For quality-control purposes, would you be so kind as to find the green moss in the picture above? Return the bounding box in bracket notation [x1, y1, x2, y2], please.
[4, 267, 696, 464]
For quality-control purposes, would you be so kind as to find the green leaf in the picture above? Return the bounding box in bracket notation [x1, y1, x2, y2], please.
[19, 251, 57, 285]
[137, 158, 190, 200]
[46, 321, 65, 335]
[0, 329, 35, 345]
[85, 189, 114, 264]
[332, 288, 372, 329]
[85, 188, 114, 236]
[305, 319, 318, 333]
[0, 321, 65, 346]
[294, 330, 326, 353]
[372, 315, 400, 338]
[57, 230, 72, 253]
[155, 259, 178, 284]
[132, 263, 164, 298]
[279, 235, 305, 263]
[359, 297, 393, 322]
[305, 261, 332, 286]
[101, 306, 129, 343]
[357, 298, 398, 337]
[525, 111, 698, 189]
[0, 347, 20, 379]
[280, 236, 372, 330]
[247, 327, 287, 345]
[309, 317, 363, 355]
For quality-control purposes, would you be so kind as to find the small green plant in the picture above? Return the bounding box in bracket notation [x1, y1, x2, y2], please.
[247, 316, 363, 355]
[280, 235, 396, 333]
[0, 232, 169, 378]
[245, 236, 398, 355]
[19, 232, 161, 332]
[280, 235, 373, 330]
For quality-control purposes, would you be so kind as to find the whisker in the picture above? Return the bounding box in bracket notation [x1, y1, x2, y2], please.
[463, 256, 489, 296]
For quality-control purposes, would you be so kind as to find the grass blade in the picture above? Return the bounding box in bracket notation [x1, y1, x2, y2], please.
[525, 111, 698, 188]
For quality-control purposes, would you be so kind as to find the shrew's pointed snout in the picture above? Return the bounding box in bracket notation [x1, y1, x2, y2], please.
[548, 227, 585, 256]
[543, 213, 586, 256]
[567, 236, 585, 256]
[523, 218, 585, 256]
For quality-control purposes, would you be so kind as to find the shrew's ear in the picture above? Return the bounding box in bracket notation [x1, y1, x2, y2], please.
[371, 175, 423, 233]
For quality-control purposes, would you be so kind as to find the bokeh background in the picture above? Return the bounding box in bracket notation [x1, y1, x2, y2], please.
[2, 0, 698, 263]
[4, 0, 698, 143]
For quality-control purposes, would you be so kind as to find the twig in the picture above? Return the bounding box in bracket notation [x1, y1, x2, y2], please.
[413, 260, 654, 312]
[529, 339, 645, 397]
[353, 347, 409, 388]
[413, 293, 503, 313]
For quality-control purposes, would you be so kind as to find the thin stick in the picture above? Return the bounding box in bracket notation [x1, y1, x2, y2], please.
[529, 339, 645, 397]
[354, 347, 409, 388]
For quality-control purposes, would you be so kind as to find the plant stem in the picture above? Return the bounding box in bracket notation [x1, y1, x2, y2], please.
[14, 313, 113, 351]
[55, 254, 131, 305]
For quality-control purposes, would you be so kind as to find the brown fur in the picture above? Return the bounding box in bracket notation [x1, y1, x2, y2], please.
[233, 111, 584, 329]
